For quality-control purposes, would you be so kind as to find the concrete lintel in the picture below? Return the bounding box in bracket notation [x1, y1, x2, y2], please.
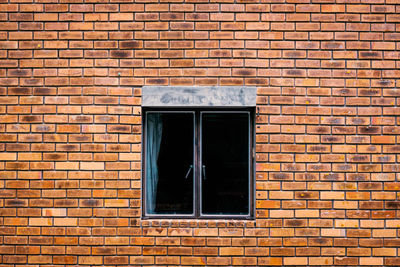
[142, 86, 257, 107]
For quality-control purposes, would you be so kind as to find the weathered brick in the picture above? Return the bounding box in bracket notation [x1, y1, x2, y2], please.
[0, 1, 397, 265]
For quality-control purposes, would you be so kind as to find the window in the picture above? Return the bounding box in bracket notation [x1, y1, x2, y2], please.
[143, 109, 254, 218]
[141, 86, 256, 219]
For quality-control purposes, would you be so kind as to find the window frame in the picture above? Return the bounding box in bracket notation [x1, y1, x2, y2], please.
[142, 107, 255, 220]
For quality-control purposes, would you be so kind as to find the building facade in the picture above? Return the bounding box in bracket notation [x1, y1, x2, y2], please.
[1, 0, 400, 265]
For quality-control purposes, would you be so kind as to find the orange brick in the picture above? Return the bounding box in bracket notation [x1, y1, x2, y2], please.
[284, 257, 308, 265]
[0, 2, 398, 266]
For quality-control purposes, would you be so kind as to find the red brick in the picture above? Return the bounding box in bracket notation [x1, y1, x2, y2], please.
[0, 2, 397, 266]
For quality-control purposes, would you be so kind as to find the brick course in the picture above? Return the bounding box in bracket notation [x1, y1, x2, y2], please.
[1, 0, 400, 265]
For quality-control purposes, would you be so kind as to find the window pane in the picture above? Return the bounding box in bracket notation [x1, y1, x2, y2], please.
[145, 112, 194, 215]
[201, 112, 250, 215]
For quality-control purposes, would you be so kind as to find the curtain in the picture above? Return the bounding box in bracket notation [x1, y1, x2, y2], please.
[146, 113, 163, 214]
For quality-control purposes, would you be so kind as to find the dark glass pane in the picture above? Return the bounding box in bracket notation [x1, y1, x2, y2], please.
[146, 112, 194, 215]
[201, 112, 250, 215]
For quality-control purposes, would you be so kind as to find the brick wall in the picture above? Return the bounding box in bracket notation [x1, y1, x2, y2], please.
[1, 0, 400, 265]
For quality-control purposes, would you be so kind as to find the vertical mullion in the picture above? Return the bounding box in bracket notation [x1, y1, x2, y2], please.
[195, 110, 201, 218]
[192, 110, 198, 219]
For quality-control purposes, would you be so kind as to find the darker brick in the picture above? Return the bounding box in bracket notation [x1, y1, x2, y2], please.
[120, 41, 142, 49]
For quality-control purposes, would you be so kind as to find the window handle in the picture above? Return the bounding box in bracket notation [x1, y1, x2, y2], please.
[185, 165, 193, 179]
[202, 165, 206, 180]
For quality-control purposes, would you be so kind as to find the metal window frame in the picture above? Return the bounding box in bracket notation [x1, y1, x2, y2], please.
[142, 110, 196, 219]
[199, 111, 252, 218]
[142, 107, 255, 220]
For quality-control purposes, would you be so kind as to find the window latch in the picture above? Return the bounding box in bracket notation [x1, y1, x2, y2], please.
[202, 165, 206, 180]
[185, 165, 193, 179]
